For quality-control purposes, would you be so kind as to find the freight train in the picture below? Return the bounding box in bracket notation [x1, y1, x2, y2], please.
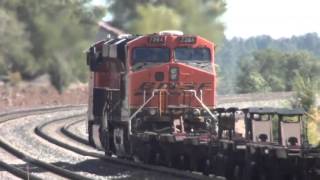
[85, 31, 320, 180]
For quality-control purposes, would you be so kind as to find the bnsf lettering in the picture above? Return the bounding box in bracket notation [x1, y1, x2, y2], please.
[139, 82, 155, 90]
[139, 82, 210, 90]
[135, 82, 212, 96]
[198, 82, 211, 89]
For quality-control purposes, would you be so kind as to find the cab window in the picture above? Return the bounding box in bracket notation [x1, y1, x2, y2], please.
[175, 48, 211, 62]
[132, 47, 170, 65]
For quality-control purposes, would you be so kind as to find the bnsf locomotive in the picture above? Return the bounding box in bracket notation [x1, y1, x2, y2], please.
[86, 31, 320, 179]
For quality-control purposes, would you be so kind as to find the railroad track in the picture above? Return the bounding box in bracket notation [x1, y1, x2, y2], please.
[0, 106, 216, 180]
[0, 105, 90, 180]
[35, 113, 216, 180]
[61, 119, 89, 146]
[0, 107, 132, 180]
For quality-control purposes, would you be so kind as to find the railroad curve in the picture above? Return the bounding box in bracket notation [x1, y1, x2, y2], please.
[0, 106, 216, 180]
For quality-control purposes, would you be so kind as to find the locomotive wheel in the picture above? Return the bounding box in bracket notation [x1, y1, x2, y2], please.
[243, 159, 258, 180]
[269, 159, 281, 180]
[232, 165, 242, 180]
[113, 125, 130, 157]
[88, 120, 95, 146]
[143, 144, 152, 163]
[202, 159, 211, 176]
[211, 155, 219, 175]
[132, 154, 143, 163]
[175, 155, 190, 170]
[215, 153, 226, 177]
[102, 128, 112, 156]
[99, 126, 106, 150]
[148, 150, 162, 165]
[101, 111, 112, 155]
[92, 121, 104, 150]
[154, 152, 162, 165]
[164, 150, 173, 168]
[224, 155, 235, 180]
[258, 172, 267, 180]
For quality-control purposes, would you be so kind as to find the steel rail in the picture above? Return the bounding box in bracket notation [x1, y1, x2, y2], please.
[0, 160, 41, 180]
[0, 105, 85, 123]
[0, 106, 92, 180]
[61, 118, 89, 146]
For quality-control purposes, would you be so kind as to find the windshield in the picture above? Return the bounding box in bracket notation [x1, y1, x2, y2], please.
[132, 48, 170, 65]
[175, 48, 211, 62]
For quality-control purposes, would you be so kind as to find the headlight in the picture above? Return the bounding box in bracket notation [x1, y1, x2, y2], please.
[193, 108, 201, 116]
[149, 109, 157, 116]
[170, 67, 179, 81]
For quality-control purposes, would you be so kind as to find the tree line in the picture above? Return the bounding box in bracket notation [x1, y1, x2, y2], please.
[0, 0, 105, 91]
[216, 34, 320, 144]
[216, 33, 320, 97]
[107, 0, 226, 44]
[0, 0, 227, 91]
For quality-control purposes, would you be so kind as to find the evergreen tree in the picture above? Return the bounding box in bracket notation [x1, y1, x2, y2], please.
[0, 7, 35, 78]
[106, 0, 226, 43]
[0, 0, 106, 91]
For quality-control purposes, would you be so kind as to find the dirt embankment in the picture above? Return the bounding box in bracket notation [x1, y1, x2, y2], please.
[0, 81, 88, 112]
[0, 78, 297, 112]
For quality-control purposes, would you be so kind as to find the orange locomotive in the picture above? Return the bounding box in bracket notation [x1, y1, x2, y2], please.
[86, 31, 217, 171]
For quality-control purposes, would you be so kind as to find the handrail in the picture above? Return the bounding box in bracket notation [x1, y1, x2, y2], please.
[128, 89, 168, 134]
[128, 89, 216, 134]
[183, 90, 216, 120]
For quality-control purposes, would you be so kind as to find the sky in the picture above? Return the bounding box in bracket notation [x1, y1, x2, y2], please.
[92, 0, 320, 39]
[222, 0, 320, 39]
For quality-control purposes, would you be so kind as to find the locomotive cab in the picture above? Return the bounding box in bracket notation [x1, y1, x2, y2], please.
[127, 31, 217, 139]
[127, 31, 217, 170]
